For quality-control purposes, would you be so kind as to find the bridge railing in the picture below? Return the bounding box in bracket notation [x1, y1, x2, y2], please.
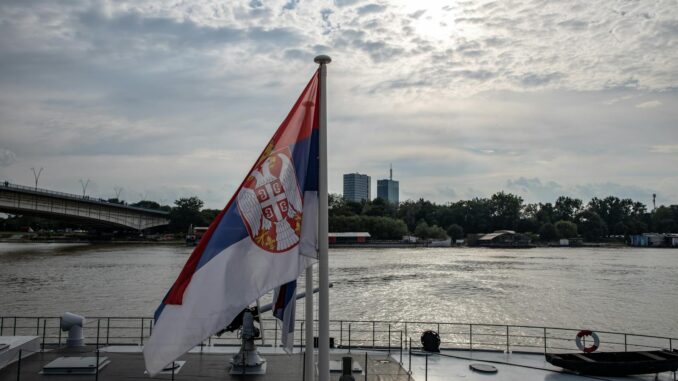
[0, 181, 168, 216]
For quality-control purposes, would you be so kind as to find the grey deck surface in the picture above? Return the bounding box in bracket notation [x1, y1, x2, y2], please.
[0, 346, 411, 381]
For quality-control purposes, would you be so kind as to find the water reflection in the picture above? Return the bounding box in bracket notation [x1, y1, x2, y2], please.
[1, 243, 677, 337]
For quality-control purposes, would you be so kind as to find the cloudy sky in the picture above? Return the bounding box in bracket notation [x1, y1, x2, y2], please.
[0, 0, 676, 208]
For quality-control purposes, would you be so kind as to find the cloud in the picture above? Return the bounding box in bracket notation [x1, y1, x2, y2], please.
[356, 3, 386, 15]
[574, 183, 656, 204]
[516, 73, 565, 87]
[282, 0, 299, 11]
[409, 10, 426, 19]
[334, 0, 360, 7]
[1, 0, 677, 208]
[635, 100, 662, 109]
[506, 177, 564, 203]
[650, 145, 678, 154]
[0, 149, 16, 167]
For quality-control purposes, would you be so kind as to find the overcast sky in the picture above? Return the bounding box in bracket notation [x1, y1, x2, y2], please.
[0, 0, 676, 208]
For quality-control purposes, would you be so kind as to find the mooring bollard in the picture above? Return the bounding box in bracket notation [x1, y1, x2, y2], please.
[339, 356, 355, 381]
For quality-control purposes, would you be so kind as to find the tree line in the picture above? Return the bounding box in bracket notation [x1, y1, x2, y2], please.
[2, 193, 677, 243]
[328, 193, 678, 241]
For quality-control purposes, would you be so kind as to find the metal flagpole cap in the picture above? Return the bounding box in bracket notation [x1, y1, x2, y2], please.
[314, 55, 332, 64]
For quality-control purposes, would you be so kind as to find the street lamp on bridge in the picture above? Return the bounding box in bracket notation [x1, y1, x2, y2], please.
[79, 179, 90, 197]
[30, 167, 43, 190]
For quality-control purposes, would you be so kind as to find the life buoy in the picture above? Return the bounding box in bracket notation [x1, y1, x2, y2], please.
[575, 330, 600, 353]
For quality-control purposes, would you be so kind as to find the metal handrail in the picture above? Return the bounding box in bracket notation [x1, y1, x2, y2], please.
[1, 316, 675, 355]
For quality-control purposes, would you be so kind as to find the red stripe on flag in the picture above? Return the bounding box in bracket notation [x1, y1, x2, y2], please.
[163, 70, 320, 306]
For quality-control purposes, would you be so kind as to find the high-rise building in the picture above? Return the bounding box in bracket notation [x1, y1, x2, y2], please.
[343, 173, 371, 202]
[377, 165, 399, 204]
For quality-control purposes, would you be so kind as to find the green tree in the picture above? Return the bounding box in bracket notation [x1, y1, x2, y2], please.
[539, 223, 558, 241]
[554, 196, 583, 221]
[577, 210, 607, 241]
[414, 221, 431, 239]
[201, 209, 221, 225]
[652, 206, 677, 233]
[535, 203, 555, 224]
[446, 224, 464, 240]
[414, 220, 447, 240]
[427, 225, 448, 240]
[555, 220, 578, 239]
[131, 200, 161, 210]
[611, 221, 628, 236]
[363, 197, 396, 217]
[489, 192, 523, 230]
[169, 196, 206, 233]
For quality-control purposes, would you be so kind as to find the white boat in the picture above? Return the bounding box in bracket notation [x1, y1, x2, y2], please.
[1, 315, 676, 380]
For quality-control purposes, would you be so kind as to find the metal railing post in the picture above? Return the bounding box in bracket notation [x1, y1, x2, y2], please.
[624, 334, 627, 352]
[16, 349, 22, 381]
[340, 321, 343, 347]
[469, 324, 473, 351]
[42, 320, 46, 351]
[388, 324, 391, 354]
[1, 317, 3, 335]
[36, 318, 40, 335]
[506, 325, 510, 353]
[58, 317, 62, 346]
[373, 321, 376, 348]
[96, 320, 101, 349]
[408, 338, 412, 374]
[425, 352, 428, 381]
[140, 318, 144, 345]
[365, 352, 368, 381]
[670, 338, 673, 351]
[95, 350, 100, 381]
[13, 317, 17, 335]
[274, 320, 278, 348]
[405, 323, 408, 349]
[400, 331, 403, 365]
[348, 324, 351, 353]
[543, 327, 547, 353]
[106, 318, 110, 345]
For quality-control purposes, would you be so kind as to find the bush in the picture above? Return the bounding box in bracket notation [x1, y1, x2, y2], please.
[539, 223, 558, 241]
[555, 220, 578, 239]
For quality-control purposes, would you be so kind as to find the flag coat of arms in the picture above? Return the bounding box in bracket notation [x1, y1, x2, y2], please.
[143, 71, 320, 375]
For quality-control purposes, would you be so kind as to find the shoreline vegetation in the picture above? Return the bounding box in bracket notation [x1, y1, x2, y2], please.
[1, 192, 676, 246]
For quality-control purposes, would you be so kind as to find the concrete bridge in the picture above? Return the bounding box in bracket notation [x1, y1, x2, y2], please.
[0, 182, 170, 230]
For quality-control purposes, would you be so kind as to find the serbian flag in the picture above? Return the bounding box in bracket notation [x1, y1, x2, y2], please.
[272, 280, 297, 353]
[143, 71, 320, 375]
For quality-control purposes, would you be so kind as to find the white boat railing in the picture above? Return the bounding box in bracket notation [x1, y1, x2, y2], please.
[0, 316, 674, 355]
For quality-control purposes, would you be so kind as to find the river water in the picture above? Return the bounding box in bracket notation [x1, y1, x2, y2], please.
[1, 243, 677, 338]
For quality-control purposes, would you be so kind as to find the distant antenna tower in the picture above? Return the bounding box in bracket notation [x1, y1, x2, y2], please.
[652, 193, 656, 210]
[389, 164, 393, 181]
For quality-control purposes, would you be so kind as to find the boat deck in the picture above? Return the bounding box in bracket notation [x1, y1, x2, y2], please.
[0, 345, 410, 381]
[408, 349, 678, 381]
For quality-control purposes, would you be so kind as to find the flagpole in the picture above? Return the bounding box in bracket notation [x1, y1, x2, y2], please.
[304, 266, 313, 381]
[314, 54, 331, 381]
